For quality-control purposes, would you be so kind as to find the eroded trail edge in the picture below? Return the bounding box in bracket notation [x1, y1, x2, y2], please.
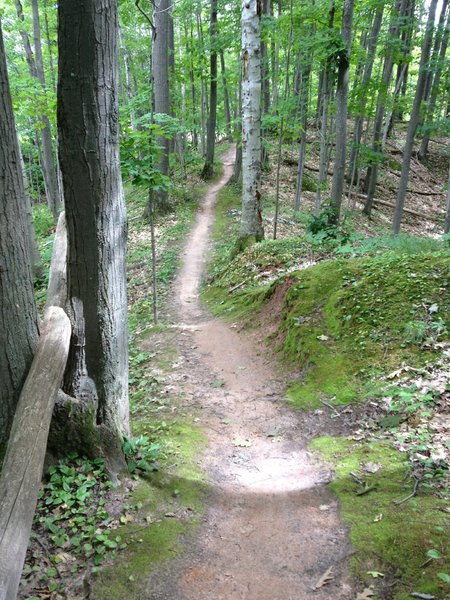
[148, 147, 354, 599]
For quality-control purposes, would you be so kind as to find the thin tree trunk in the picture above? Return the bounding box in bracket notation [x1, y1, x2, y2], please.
[348, 6, 383, 184]
[147, 0, 171, 215]
[220, 51, 232, 138]
[418, 0, 449, 161]
[239, 0, 264, 245]
[364, 0, 408, 216]
[445, 161, 450, 234]
[14, 0, 61, 218]
[201, 0, 218, 179]
[294, 57, 312, 212]
[330, 0, 354, 222]
[30, 0, 61, 219]
[0, 20, 39, 449]
[393, 0, 438, 233]
[196, 11, 207, 156]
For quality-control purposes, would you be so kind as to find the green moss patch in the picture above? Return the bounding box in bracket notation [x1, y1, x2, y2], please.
[310, 437, 450, 599]
[91, 420, 208, 599]
[205, 244, 450, 409]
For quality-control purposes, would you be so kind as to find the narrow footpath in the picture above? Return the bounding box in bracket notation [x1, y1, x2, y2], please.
[146, 147, 355, 599]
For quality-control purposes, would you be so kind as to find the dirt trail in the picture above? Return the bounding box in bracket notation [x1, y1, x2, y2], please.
[147, 147, 354, 599]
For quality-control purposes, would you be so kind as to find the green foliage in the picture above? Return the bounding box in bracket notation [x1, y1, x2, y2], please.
[122, 435, 161, 475]
[35, 454, 122, 569]
[33, 203, 54, 241]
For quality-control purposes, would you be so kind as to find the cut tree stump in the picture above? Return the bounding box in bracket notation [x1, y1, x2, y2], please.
[0, 306, 71, 600]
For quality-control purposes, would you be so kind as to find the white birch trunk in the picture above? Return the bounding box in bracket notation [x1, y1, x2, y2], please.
[240, 0, 264, 243]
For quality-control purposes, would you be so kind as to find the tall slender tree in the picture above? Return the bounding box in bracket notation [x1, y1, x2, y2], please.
[330, 0, 354, 221]
[202, 0, 218, 179]
[393, 0, 438, 233]
[239, 0, 264, 246]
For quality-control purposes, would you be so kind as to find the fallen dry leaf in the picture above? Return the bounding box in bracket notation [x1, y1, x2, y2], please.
[313, 566, 334, 589]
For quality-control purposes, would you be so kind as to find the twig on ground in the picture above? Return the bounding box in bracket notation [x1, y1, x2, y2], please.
[228, 281, 247, 294]
[393, 478, 420, 505]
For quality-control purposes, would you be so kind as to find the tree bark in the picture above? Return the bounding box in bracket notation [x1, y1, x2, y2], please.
[57, 0, 129, 470]
[148, 0, 171, 214]
[239, 0, 264, 245]
[220, 51, 232, 138]
[201, 0, 218, 180]
[330, 0, 354, 222]
[418, 0, 449, 161]
[364, 0, 408, 216]
[0, 19, 39, 450]
[392, 0, 438, 233]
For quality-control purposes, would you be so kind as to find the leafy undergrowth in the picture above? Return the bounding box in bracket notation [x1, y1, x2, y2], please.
[311, 437, 450, 599]
[204, 184, 450, 599]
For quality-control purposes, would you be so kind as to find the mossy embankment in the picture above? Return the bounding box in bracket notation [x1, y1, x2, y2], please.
[203, 186, 450, 410]
[203, 184, 450, 599]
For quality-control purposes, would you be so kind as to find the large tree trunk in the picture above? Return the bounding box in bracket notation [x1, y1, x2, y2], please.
[239, 0, 264, 245]
[392, 0, 438, 233]
[57, 0, 129, 471]
[330, 0, 354, 222]
[0, 20, 39, 450]
[201, 0, 218, 180]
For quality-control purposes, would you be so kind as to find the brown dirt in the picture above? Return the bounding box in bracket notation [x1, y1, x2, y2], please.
[144, 147, 356, 599]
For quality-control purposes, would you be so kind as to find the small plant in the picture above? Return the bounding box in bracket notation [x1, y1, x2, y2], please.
[35, 453, 124, 567]
[122, 435, 162, 474]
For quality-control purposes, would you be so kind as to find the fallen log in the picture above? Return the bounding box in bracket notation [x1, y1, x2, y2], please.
[354, 194, 431, 219]
[0, 306, 71, 600]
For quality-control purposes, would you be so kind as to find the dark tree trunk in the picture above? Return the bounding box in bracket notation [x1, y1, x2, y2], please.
[393, 0, 438, 233]
[0, 20, 39, 450]
[418, 0, 449, 161]
[57, 0, 129, 471]
[330, 0, 354, 222]
[202, 0, 218, 180]
[364, 0, 408, 216]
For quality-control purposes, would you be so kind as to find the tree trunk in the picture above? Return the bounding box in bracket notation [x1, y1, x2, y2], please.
[57, 0, 129, 471]
[330, 0, 354, 222]
[418, 0, 449, 161]
[30, 0, 62, 219]
[294, 58, 312, 212]
[0, 20, 39, 450]
[364, 0, 408, 216]
[220, 51, 232, 138]
[347, 6, 383, 184]
[148, 0, 171, 214]
[392, 0, 438, 233]
[201, 0, 218, 180]
[445, 161, 450, 234]
[239, 0, 264, 245]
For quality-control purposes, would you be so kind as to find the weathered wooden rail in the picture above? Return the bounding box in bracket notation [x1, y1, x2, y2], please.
[0, 213, 71, 600]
